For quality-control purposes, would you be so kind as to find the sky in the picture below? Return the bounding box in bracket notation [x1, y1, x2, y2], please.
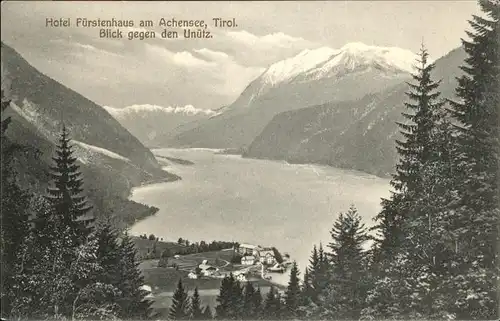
[0, 1, 482, 110]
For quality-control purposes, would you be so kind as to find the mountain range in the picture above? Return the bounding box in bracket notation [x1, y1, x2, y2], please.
[161, 43, 419, 150]
[138, 42, 465, 177]
[243, 46, 465, 176]
[1, 42, 177, 227]
[103, 104, 219, 148]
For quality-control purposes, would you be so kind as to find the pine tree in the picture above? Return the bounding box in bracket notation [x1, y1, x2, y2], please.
[253, 286, 263, 319]
[445, 1, 500, 318]
[215, 275, 232, 319]
[230, 279, 243, 319]
[94, 223, 121, 283]
[215, 274, 242, 319]
[0, 88, 31, 317]
[302, 267, 311, 297]
[118, 233, 153, 319]
[169, 279, 189, 320]
[190, 287, 203, 320]
[262, 286, 282, 320]
[366, 44, 451, 318]
[373, 43, 447, 256]
[305, 245, 320, 303]
[315, 243, 330, 294]
[322, 205, 369, 319]
[242, 281, 259, 320]
[45, 124, 94, 245]
[12, 227, 120, 320]
[284, 261, 301, 318]
[89, 222, 126, 315]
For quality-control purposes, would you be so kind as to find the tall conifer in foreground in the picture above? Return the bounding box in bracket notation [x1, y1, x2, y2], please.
[446, 0, 500, 318]
[45, 124, 93, 245]
[373, 43, 446, 258]
[0, 89, 31, 317]
[366, 44, 449, 318]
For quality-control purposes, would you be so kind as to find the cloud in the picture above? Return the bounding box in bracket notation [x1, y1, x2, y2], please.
[193, 48, 230, 62]
[226, 30, 308, 48]
[213, 30, 319, 68]
[72, 42, 123, 58]
[145, 44, 215, 68]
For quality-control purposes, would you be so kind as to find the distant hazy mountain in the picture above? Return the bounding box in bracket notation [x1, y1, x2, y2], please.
[103, 104, 218, 147]
[1, 42, 176, 226]
[244, 47, 466, 177]
[166, 42, 419, 149]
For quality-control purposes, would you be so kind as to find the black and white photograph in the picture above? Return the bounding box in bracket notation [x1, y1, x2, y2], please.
[0, 0, 499, 320]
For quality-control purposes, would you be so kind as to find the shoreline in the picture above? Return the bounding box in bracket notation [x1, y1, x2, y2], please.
[126, 164, 183, 226]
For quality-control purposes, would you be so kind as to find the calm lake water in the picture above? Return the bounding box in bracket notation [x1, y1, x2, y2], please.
[130, 148, 391, 285]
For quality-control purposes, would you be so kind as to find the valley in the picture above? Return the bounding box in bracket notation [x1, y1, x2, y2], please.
[129, 148, 391, 288]
[136, 44, 466, 178]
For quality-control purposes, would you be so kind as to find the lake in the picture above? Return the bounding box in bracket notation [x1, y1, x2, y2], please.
[130, 148, 391, 285]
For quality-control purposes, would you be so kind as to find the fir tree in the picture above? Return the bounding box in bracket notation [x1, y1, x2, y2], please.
[90, 222, 126, 315]
[446, 1, 500, 318]
[215, 274, 233, 319]
[284, 261, 301, 318]
[252, 286, 263, 319]
[118, 233, 153, 319]
[12, 227, 119, 320]
[262, 286, 282, 320]
[95, 223, 121, 284]
[215, 274, 243, 319]
[231, 279, 243, 319]
[190, 287, 203, 320]
[322, 205, 369, 319]
[366, 44, 451, 318]
[0, 88, 31, 317]
[373, 43, 447, 257]
[305, 245, 321, 303]
[242, 281, 259, 320]
[315, 243, 330, 294]
[45, 124, 94, 245]
[169, 279, 189, 320]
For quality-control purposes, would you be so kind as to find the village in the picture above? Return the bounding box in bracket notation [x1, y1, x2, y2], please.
[184, 243, 293, 282]
[136, 238, 293, 311]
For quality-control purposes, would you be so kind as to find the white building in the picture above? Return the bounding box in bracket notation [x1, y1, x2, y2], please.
[199, 263, 218, 277]
[241, 255, 256, 265]
[238, 243, 261, 256]
[258, 249, 276, 265]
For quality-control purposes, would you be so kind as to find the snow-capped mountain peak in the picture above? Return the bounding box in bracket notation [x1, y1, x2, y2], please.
[262, 46, 338, 86]
[260, 42, 419, 89]
[103, 104, 218, 118]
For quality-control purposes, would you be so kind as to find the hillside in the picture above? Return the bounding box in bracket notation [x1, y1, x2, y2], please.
[244, 47, 466, 177]
[1, 42, 178, 227]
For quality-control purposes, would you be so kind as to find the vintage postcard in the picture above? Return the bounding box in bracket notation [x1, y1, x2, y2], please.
[0, 1, 499, 320]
